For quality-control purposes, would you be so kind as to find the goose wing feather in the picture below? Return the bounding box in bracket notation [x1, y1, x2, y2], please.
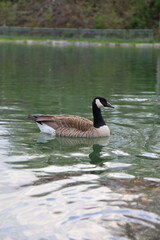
[33, 114, 93, 131]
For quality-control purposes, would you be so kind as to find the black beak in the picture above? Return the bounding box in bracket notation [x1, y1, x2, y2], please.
[105, 102, 114, 108]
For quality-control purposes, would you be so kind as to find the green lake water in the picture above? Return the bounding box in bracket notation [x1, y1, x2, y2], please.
[0, 43, 160, 240]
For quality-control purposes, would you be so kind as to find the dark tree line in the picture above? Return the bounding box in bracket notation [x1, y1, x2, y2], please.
[0, 0, 159, 32]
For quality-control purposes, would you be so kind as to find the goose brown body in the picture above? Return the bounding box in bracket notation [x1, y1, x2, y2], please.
[28, 97, 114, 138]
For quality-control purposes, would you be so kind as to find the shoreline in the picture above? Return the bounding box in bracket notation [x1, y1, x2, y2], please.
[0, 39, 160, 47]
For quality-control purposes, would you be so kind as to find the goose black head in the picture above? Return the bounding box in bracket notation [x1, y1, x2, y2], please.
[93, 97, 114, 109]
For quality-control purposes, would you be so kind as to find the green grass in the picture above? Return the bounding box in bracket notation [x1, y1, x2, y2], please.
[0, 35, 159, 44]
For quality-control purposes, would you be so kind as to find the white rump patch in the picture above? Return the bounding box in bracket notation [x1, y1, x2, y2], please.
[37, 123, 55, 135]
[95, 99, 103, 108]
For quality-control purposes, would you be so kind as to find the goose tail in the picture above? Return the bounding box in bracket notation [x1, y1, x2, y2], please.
[28, 114, 56, 135]
[28, 114, 42, 122]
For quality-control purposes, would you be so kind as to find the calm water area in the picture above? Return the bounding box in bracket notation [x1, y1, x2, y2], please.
[0, 43, 160, 240]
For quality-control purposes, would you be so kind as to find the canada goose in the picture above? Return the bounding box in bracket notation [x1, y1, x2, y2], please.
[28, 97, 114, 138]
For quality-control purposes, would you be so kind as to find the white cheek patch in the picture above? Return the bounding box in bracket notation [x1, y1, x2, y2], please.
[95, 99, 103, 108]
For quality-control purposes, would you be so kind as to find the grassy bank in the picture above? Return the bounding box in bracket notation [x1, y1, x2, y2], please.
[0, 35, 159, 45]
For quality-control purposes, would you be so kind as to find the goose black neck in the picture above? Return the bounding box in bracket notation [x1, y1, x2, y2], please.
[92, 103, 106, 128]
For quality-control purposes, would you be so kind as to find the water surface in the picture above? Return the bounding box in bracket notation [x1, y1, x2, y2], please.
[0, 44, 160, 240]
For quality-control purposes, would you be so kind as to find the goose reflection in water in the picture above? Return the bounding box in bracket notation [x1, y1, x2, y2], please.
[37, 132, 109, 146]
[89, 144, 107, 166]
[37, 132, 109, 166]
[25, 133, 160, 211]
